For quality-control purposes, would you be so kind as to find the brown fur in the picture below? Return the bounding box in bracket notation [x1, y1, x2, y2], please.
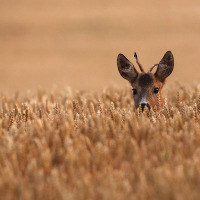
[117, 51, 174, 110]
[131, 73, 164, 109]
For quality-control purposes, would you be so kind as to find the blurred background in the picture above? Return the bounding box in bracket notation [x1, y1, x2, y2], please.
[0, 0, 200, 93]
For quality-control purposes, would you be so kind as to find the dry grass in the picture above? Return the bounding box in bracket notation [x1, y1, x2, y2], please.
[0, 82, 200, 200]
[1, 1, 200, 199]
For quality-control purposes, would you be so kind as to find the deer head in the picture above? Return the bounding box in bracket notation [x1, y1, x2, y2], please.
[117, 51, 174, 111]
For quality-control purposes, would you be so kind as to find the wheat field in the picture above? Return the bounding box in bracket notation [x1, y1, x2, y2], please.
[0, 82, 200, 200]
[1, 0, 200, 199]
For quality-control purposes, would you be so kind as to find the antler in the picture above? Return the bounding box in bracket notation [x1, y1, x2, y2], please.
[148, 64, 159, 73]
[134, 52, 145, 73]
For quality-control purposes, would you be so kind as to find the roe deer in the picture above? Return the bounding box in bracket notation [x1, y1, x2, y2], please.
[117, 51, 174, 111]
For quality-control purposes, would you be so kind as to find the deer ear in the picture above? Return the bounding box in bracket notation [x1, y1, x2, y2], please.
[155, 51, 174, 82]
[117, 53, 138, 83]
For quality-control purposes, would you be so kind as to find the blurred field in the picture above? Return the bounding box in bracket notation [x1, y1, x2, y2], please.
[1, 1, 200, 199]
[0, 83, 200, 200]
[0, 0, 200, 93]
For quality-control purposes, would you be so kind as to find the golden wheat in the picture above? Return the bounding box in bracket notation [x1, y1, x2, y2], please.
[0, 83, 200, 200]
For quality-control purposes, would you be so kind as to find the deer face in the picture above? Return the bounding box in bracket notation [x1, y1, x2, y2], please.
[117, 51, 174, 111]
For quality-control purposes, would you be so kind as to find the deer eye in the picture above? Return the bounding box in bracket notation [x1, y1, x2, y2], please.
[153, 87, 159, 94]
[132, 89, 138, 95]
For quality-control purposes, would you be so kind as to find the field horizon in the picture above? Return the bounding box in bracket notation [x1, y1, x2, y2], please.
[0, 0, 200, 93]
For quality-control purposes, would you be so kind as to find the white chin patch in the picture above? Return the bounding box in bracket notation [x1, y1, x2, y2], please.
[139, 97, 148, 105]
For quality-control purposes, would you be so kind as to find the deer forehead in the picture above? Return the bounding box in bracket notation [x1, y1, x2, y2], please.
[132, 73, 163, 90]
[138, 73, 153, 87]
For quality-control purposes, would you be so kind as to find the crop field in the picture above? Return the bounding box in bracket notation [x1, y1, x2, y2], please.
[0, 82, 200, 200]
[1, 0, 200, 199]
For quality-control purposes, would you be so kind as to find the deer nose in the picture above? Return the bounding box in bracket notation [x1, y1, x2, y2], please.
[140, 103, 150, 112]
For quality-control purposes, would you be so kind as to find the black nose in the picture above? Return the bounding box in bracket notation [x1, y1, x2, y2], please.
[140, 103, 150, 112]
